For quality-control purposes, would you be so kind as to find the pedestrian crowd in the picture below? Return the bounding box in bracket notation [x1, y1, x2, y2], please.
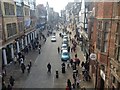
[2, 31, 47, 90]
[65, 32, 91, 90]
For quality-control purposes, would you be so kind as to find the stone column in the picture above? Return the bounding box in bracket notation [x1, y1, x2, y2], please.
[3, 48, 7, 65]
[28, 35, 30, 44]
[16, 41, 20, 53]
[25, 36, 28, 46]
[21, 38, 24, 49]
[35, 31, 37, 38]
[33, 32, 35, 40]
[31, 33, 33, 40]
[10, 44, 14, 59]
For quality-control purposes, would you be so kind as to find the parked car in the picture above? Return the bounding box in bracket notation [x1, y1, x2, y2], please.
[61, 43, 68, 51]
[62, 38, 68, 46]
[61, 32, 67, 38]
[51, 36, 56, 42]
[63, 35, 68, 41]
[61, 49, 70, 61]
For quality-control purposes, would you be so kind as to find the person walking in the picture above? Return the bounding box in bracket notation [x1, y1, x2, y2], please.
[76, 76, 80, 88]
[38, 47, 41, 54]
[58, 47, 60, 53]
[13, 56, 17, 64]
[67, 79, 71, 90]
[62, 62, 66, 73]
[73, 73, 76, 85]
[7, 84, 12, 90]
[9, 76, 15, 86]
[70, 59, 73, 67]
[20, 57, 24, 65]
[68, 46, 70, 52]
[39, 44, 41, 49]
[81, 61, 85, 68]
[66, 85, 70, 90]
[44, 37, 46, 42]
[21, 63, 26, 73]
[26, 64, 31, 73]
[29, 60, 32, 67]
[2, 81, 7, 90]
[47, 63, 51, 72]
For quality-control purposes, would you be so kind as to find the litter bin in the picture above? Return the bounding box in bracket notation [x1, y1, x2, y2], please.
[56, 70, 59, 78]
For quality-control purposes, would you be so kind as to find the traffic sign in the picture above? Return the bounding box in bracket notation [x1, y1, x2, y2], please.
[90, 53, 97, 60]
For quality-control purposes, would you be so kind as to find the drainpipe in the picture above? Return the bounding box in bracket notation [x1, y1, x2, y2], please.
[106, 2, 113, 89]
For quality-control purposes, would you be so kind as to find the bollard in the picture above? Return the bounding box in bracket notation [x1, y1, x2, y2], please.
[56, 70, 59, 78]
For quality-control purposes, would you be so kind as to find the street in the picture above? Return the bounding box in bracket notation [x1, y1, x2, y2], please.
[3, 30, 94, 89]
[15, 31, 67, 88]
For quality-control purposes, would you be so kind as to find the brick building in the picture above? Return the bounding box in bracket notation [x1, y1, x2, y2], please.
[88, 2, 120, 89]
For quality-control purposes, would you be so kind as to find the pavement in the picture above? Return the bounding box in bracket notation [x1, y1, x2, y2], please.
[68, 29, 94, 89]
[1, 29, 94, 89]
[1, 29, 48, 88]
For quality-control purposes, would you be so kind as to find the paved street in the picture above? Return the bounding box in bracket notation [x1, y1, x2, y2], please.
[22, 31, 63, 88]
[3, 30, 94, 89]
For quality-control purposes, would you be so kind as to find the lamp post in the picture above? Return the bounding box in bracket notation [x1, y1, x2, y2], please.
[90, 53, 98, 90]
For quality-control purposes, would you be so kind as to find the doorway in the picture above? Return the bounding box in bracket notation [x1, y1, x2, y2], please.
[100, 77, 104, 90]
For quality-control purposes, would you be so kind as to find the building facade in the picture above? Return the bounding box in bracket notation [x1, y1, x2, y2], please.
[109, 2, 120, 89]
[88, 2, 120, 89]
[36, 4, 47, 30]
[1, 0, 37, 66]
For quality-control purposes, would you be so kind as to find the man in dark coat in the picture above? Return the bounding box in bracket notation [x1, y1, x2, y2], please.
[67, 79, 71, 90]
[58, 47, 60, 53]
[62, 63, 66, 73]
[9, 76, 15, 86]
[21, 63, 26, 73]
[47, 63, 51, 72]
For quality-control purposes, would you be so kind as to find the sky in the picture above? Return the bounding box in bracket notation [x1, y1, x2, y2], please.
[36, 0, 74, 13]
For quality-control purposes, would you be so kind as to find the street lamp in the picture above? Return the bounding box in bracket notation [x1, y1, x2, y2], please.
[90, 53, 98, 90]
